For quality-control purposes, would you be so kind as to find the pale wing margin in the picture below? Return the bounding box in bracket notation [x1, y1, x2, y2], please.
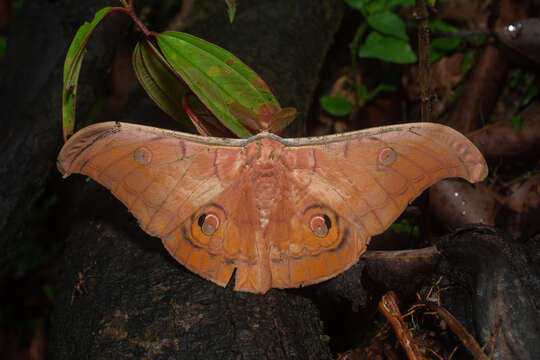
[283, 122, 487, 183]
[286, 123, 488, 239]
[56, 121, 254, 290]
[57, 121, 247, 176]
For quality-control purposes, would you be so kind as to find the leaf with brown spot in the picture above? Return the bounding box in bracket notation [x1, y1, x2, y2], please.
[156, 31, 290, 137]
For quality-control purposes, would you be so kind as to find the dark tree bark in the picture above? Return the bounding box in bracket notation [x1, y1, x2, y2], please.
[437, 227, 540, 360]
[0, 0, 123, 275]
[49, 188, 332, 359]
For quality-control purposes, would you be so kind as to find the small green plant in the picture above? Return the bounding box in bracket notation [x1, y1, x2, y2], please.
[428, 19, 461, 62]
[63, 0, 295, 141]
[346, 0, 417, 64]
[320, 0, 414, 117]
[390, 218, 420, 237]
[319, 82, 397, 118]
[507, 70, 538, 132]
[321, 1, 478, 118]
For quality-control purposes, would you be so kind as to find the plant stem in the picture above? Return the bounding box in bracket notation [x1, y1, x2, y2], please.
[415, 0, 431, 122]
[349, 22, 368, 108]
[111, 1, 153, 37]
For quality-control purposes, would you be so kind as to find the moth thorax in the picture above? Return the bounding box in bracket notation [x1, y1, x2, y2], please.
[253, 163, 280, 228]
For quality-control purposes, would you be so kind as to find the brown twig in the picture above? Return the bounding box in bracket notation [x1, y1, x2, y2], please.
[363, 245, 439, 261]
[424, 347, 444, 360]
[414, 0, 431, 123]
[426, 302, 490, 360]
[466, 102, 540, 159]
[378, 291, 426, 360]
[482, 323, 501, 359]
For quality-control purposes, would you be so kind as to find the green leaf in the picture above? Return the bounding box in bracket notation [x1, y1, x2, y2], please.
[521, 85, 538, 108]
[344, 0, 369, 14]
[367, 83, 396, 100]
[133, 39, 196, 130]
[511, 115, 521, 132]
[367, 11, 408, 41]
[357, 84, 369, 102]
[225, 0, 237, 23]
[386, 0, 415, 10]
[509, 69, 522, 88]
[462, 50, 473, 73]
[452, 82, 464, 103]
[429, 37, 460, 62]
[183, 93, 235, 137]
[62, 6, 111, 141]
[265, 107, 297, 133]
[320, 95, 352, 116]
[365, 0, 386, 14]
[429, 19, 458, 33]
[431, 37, 460, 51]
[157, 32, 284, 138]
[390, 219, 420, 237]
[358, 31, 417, 63]
[429, 51, 443, 63]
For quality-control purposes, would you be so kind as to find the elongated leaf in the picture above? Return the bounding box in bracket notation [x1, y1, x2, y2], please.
[358, 31, 417, 63]
[320, 95, 352, 116]
[386, 0, 415, 9]
[133, 39, 195, 130]
[429, 37, 461, 62]
[183, 93, 236, 137]
[365, 0, 386, 14]
[429, 19, 458, 33]
[367, 11, 408, 41]
[264, 107, 297, 133]
[62, 7, 111, 141]
[157, 31, 284, 138]
[225, 0, 237, 23]
[344, 0, 368, 14]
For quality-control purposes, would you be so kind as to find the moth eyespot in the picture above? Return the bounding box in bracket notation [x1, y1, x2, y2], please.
[310, 215, 331, 238]
[198, 213, 220, 236]
[133, 146, 152, 165]
[378, 147, 396, 166]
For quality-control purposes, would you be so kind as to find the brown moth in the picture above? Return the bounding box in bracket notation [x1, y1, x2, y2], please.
[57, 122, 488, 293]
